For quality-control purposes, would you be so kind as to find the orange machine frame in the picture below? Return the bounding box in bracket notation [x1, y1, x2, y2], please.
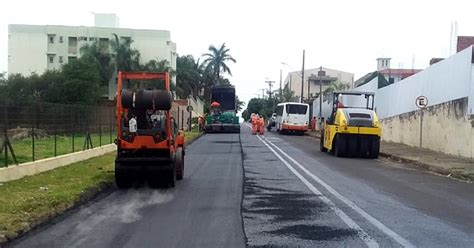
[116, 71, 183, 152]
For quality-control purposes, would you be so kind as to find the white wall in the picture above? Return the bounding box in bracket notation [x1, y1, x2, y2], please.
[8, 26, 47, 75]
[375, 46, 473, 119]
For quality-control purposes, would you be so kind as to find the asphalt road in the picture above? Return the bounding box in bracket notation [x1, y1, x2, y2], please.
[9, 134, 245, 248]
[9, 124, 474, 248]
[242, 123, 474, 247]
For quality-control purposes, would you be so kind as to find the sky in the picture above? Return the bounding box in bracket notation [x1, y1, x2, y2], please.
[1, 0, 474, 107]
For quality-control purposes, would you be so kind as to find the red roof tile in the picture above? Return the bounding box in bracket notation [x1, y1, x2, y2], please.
[379, 68, 422, 77]
[457, 36, 474, 52]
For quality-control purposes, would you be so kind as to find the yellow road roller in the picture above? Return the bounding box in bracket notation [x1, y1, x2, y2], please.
[320, 91, 381, 158]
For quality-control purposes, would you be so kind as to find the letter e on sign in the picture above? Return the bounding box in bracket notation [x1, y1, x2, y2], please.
[416, 96, 428, 108]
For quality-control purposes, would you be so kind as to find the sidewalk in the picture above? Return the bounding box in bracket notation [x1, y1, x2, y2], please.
[306, 131, 474, 182]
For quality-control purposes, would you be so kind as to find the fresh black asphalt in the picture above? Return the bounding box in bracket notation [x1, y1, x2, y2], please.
[8, 123, 474, 247]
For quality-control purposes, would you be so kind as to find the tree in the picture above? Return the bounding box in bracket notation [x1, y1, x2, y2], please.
[79, 41, 113, 87]
[323, 81, 349, 96]
[48, 58, 102, 104]
[176, 55, 202, 99]
[243, 98, 274, 120]
[202, 43, 236, 86]
[282, 86, 296, 102]
[235, 95, 245, 113]
[110, 34, 141, 72]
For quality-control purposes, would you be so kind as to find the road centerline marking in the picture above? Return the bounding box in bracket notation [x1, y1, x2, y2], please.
[262, 136, 415, 248]
[256, 135, 379, 248]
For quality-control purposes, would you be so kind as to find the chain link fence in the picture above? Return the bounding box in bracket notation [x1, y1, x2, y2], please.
[1, 101, 116, 167]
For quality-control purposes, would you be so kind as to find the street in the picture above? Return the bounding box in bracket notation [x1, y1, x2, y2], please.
[8, 124, 474, 248]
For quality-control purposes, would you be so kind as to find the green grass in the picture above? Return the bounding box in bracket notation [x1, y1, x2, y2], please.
[1, 133, 114, 167]
[0, 153, 115, 241]
[184, 130, 201, 143]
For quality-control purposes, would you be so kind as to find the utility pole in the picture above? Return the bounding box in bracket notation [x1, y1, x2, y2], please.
[300, 50, 305, 103]
[318, 66, 326, 129]
[260, 88, 266, 99]
[289, 74, 292, 95]
[265, 80, 275, 99]
[266, 80, 276, 111]
[307, 75, 311, 101]
[279, 69, 282, 101]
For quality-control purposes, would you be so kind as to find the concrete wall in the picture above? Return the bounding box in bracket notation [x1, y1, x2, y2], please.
[381, 98, 473, 159]
[188, 96, 205, 117]
[0, 144, 116, 182]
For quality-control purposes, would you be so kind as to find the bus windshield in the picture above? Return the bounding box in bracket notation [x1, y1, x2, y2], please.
[286, 104, 307, 115]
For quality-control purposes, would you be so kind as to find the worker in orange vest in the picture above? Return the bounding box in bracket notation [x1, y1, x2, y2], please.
[197, 115, 204, 132]
[251, 113, 258, 135]
[258, 115, 265, 135]
[311, 116, 316, 131]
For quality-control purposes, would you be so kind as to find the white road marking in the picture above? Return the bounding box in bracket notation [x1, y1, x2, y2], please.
[256, 135, 380, 248]
[262, 136, 415, 248]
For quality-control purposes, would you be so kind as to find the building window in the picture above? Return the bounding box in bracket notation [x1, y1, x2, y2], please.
[59, 36, 63, 43]
[79, 36, 87, 41]
[121, 37, 131, 47]
[68, 56, 77, 62]
[48, 35, 55, 44]
[48, 55, 54, 63]
[89, 37, 96, 41]
[99, 38, 109, 53]
[68, 37, 78, 54]
[59, 56, 63, 64]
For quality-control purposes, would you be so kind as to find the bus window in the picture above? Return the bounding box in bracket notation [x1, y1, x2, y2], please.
[286, 104, 307, 115]
[276, 105, 284, 116]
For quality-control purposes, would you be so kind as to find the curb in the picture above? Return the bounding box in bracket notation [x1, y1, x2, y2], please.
[1, 181, 116, 246]
[379, 152, 473, 182]
[305, 133, 473, 182]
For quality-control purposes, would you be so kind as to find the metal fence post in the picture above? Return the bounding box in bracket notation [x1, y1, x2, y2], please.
[181, 109, 184, 130]
[109, 106, 112, 144]
[72, 108, 75, 153]
[3, 102, 7, 167]
[54, 105, 57, 157]
[32, 103, 36, 162]
[99, 107, 102, 147]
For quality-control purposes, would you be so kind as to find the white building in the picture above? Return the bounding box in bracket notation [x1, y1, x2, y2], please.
[283, 67, 354, 101]
[94, 13, 120, 28]
[8, 24, 177, 76]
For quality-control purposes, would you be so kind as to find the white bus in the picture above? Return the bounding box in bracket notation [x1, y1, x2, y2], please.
[275, 102, 310, 135]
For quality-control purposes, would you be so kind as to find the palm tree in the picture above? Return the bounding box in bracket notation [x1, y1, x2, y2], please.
[79, 41, 113, 86]
[323, 81, 350, 95]
[202, 43, 236, 85]
[110, 34, 141, 72]
[176, 55, 204, 99]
